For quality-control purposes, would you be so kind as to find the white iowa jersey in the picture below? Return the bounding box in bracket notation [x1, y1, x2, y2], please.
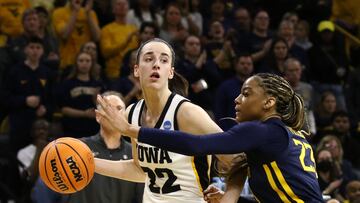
[129, 93, 211, 203]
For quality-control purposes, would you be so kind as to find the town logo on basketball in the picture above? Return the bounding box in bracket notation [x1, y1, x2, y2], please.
[66, 156, 83, 182]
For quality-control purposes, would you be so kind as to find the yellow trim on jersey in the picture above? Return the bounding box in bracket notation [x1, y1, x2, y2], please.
[287, 127, 306, 139]
[263, 164, 291, 203]
[191, 157, 204, 194]
[270, 162, 305, 203]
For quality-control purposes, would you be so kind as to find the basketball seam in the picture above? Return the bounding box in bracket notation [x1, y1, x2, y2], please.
[54, 144, 78, 192]
[57, 141, 91, 185]
[44, 145, 59, 192]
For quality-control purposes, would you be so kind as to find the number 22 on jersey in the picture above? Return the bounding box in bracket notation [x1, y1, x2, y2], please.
[292, 139, 317, 176]
[142, 167, 181, 194]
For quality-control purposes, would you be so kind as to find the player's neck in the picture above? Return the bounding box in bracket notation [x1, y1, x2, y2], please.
[143, 89, 172, 118]
[100, 129, 121, 149]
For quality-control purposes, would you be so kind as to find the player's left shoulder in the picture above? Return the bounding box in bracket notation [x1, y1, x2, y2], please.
[177, 102, 221, 134]
[177, 101, 208, 119]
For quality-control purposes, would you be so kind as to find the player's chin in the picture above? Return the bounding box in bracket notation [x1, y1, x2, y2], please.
[235, 114, 242, 122]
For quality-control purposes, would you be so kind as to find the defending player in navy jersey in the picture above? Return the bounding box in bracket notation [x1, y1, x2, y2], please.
[98, 73, 324, 203]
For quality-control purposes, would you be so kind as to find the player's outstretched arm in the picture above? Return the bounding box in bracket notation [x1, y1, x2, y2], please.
[94, 158, 146, 183]
[175, 102, 233, 167]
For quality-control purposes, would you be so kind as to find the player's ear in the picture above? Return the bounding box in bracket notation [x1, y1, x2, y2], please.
[134, 64, 140, 77]
[264, 97, 276, 110]
[169, 67, 174, 79]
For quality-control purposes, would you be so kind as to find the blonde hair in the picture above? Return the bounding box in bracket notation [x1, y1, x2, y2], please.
[316, 135, 344, 163]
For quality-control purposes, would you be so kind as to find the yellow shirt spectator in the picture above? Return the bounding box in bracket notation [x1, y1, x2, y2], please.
[332, 0, 360, 28]
[29, 0, 54, 11]
[100, 22, 138, 79]
[0, 0, 30, 40]
[52, 4, 100, 69]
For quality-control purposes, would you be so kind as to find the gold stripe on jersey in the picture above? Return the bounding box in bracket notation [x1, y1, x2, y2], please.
[191, 157, 203, 194]
[271, 162, 304, 203]
[263, 164, 291, 203]
[286, 127, 306, 139]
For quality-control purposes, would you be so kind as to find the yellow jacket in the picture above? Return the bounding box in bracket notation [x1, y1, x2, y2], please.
[0, 0, 30, 39]
[52, 5, 99, 69]
[332, 0, 360, 26]
[100, 22, 138, 79]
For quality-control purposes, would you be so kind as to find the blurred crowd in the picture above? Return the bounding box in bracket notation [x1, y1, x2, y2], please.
[0, 0, 360, 202]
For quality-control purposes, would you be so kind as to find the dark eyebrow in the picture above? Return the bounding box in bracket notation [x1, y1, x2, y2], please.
[143, 51, 170, 57]
[160, 53, 170, 57]
[241, 86, 251, 92]
[143, 51, 154, 56]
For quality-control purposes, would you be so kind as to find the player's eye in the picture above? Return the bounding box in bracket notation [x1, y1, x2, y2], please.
[160, 58, 168, 63]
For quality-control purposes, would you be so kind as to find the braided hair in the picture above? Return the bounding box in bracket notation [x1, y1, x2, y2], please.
[255, 73, 305, 131]
[225, 73, 307, 187]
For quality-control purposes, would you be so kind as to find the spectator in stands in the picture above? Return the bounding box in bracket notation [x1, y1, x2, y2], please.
[315, 148, 344, 201]
[202, 0, 232, 36]
[259, 37, 289, 75]
[188, 0, 203, 35]
[17, 119, 50, 202]
[66, 91, 143, 203]
[29, 0, 55, 11]
[8, 8, 59, 68]
[315, 91, 338, 137]
[126, 0, 162, 28]
[52, 0, 101, 70]
[232, 7, 251, 34]
[56, 51, 103, 138]
[282, 11, 299, 26]
[80, 41, 102, 81]
[92, 0, 113, 27]
[344, 180, 360, 203]
[345, 67, 360, 131]
[284, 58, 316, 135]
[176, 35, 222, 112]
[295, 20, 313, 51]
[278, 20, 309, 70]
[331, 0, 360, 33]
[205, 20, 236, 79]
[317, 135, 358, 199]
[110, 50, 142, 105]
[34, 6, 60, 66]
[0, 0, 30, 42]
[330, 111, 360, 170]
[174, 0, 202, 36]
[3, 37, 55, 153]
[159, 3, 189, 51]
[308, 21, 348, 110]
[100, 0, 138, 80]
[214, 53, 253, 121]
[246, 9, 273, 70]
[121, 21, 159, 77]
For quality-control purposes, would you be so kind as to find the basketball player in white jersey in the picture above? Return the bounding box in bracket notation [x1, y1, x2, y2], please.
[94, 38, 239, 203]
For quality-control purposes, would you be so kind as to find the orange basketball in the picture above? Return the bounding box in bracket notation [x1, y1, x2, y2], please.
[38, 137, 95, 194]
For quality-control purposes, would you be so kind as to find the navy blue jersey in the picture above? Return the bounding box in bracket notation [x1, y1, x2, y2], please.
[138, 118, 324, 202]
[246, 125, 322, 202]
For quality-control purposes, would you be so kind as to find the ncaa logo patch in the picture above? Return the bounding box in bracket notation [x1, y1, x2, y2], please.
[163, 120, 172, 130]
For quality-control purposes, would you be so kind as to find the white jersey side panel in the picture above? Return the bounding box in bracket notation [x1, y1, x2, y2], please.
[130, 94, 210, 203]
